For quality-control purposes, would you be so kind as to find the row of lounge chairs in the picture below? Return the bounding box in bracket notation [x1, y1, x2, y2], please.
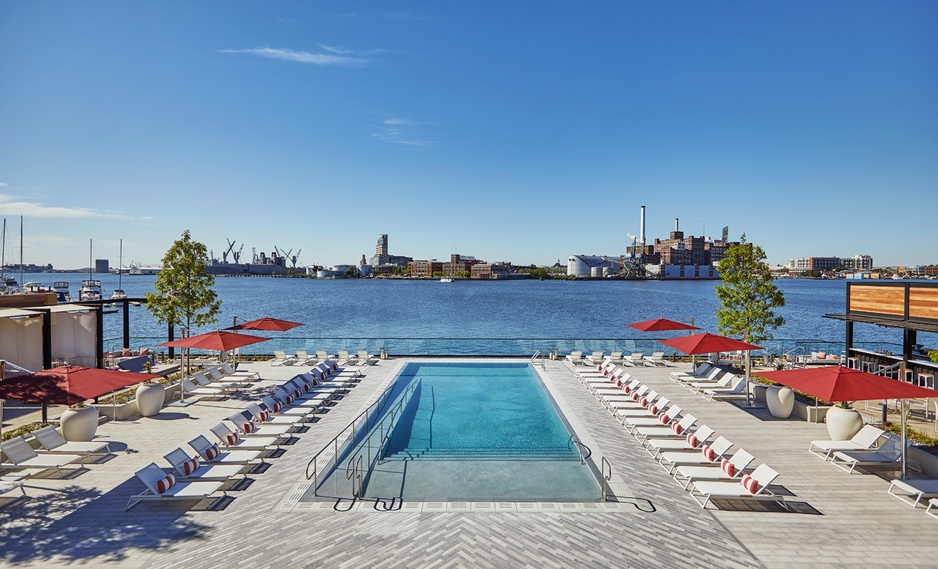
[573, 361, 788, 510]
[1, 425, 113, 481]
[566, 351, 671, 368]
[669, 363, 747, 400]
[127, 359, 362, 510]
[271, 350, 378, 367]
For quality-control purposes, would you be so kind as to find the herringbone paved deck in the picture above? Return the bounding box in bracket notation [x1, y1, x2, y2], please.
[1, 359, 936, 568]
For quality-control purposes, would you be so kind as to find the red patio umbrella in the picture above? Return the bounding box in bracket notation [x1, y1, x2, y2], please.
[759, 366, 938, 479]
[226, 317, 302, 332]
[158, 330, 269, 351]
[0, 365, 161, 421]
[657, 332, 762, 355]
[628, 318, 700, 332]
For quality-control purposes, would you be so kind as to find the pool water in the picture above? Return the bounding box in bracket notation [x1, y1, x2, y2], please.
[362, 362, 601, 501]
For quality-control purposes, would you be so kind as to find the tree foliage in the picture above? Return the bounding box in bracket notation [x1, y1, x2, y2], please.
[145, 230, 221, 333]
[715, 235, 785, 344]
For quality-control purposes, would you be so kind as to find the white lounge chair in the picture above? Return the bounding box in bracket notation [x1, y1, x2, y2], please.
[830, 436, 913, 474]
[261, 395, 316, 420]
[643, 351, 669, 367]
[180, 377, 227, 400]
[633, 414, 697, 445]
[205, 366, 252, 386]
[624, 405, 682, 434]
[219, 362, 260, 380]
[294, 350, 317, 365]
[585, 351, 605, 366]
[210, 423, 279, 451]
[315, 350, 331, 361]
[671, 363, 713, 382]
[887, 478, 938, 508]
[32, 425, 111, 461]
[701, 375, 747, 400]
[625, 353, 645, 366]
[927, 498, 938, 519]
[656, 432, 728, 468]
[126, 462, 226, 511]
[275, 386, 329, 410]
[1, 437, 84, 478]
[808, 424, 886, 460]
[565, 351, 584, 366]
[164, 447, 245, 483]
[0, 479, 26, 502]
[227, 411, 294, 438]
[271, 350, 297, 366]
[357, 351, 378, 365]
[245, 402, 304, 427]
[689, 464, 787, 510]
[684, 367, 727, 390]
[336, 350, 359, 366]
[674, 449, 756, 490]
[189, 434, 264, 466]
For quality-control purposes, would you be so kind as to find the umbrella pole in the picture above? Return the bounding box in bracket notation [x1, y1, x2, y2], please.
[745, 349, 752, 406]
[900, 398, 908, 480]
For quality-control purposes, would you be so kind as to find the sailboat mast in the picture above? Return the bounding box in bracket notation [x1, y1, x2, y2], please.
[1, 218, 6, 278]
[19, 216, 24, 287]
[118, 239, 123, 290]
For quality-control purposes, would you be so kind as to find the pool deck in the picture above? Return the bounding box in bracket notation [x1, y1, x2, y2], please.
[1, 358, 936, 568]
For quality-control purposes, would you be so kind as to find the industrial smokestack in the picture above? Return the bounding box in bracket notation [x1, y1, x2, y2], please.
[640, 205, 646, 248]
[675, 218, 679, 232]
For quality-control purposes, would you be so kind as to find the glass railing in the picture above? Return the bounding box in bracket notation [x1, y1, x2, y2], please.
[107, 336, 904, 359]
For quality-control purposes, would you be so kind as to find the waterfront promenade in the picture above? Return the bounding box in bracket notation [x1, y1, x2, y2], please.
[1, 359, 936, 568]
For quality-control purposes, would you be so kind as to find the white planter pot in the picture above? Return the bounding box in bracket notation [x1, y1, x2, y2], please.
[766, 386, 795, 419]
[751, 384, 768, 404]
[135, 384, 165, 417]
[60, 405, 99, 441]
[825, 405, 864, 440]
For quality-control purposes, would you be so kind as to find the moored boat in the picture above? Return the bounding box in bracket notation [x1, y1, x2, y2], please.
[79, 279, 102, 301]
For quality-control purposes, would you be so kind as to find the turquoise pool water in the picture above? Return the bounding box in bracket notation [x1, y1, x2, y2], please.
[362, 362, 601, 501]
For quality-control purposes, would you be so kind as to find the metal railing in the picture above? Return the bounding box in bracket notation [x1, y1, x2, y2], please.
[531, 350, 545, 370]
[567, 435, 591, 465]
[601, 456, 612, 501]
[306, 378, 418, 497]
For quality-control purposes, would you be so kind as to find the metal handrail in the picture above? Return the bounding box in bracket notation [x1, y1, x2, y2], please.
[0, 359, 33, 377]
[601, 456, 612, 501]
[567, 435, 591, 464]
[307, 378, 419, 497]
[531, 350, 545, 370]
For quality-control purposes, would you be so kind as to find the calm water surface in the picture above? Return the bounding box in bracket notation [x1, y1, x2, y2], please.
[16, 274, 933, 355]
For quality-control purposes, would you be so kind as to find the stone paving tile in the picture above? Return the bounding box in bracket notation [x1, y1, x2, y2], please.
[1, 359, 937, 568]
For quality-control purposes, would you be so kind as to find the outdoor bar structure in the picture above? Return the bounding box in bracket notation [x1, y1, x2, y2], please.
[825, 281, 938, 388]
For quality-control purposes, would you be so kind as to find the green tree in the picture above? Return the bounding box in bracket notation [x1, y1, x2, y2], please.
[146, 230, 222, 342]
[715, 235, 785, 344]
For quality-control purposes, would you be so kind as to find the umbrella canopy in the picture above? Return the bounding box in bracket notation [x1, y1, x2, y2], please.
[226, 317, 302, 332]
[758, 366, 938, 403]
[759, 365, 938, 480]
[158, 330, 269, 351]
[628, 318, 700, 332]
[0, 365, 160, 405]
[658, 332, 762, 355]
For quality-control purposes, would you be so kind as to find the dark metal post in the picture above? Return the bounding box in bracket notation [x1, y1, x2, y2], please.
[95, 306, 104, 368]
[41, 310, 52, 370]
[167, 323, 175, 360]
[122, 299, 130, 349]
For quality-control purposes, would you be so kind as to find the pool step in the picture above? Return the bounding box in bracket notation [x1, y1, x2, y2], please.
[384, 447, 581, 461]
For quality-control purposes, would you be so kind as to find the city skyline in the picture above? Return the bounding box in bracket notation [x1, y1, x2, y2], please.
[1, 2, 936, 269]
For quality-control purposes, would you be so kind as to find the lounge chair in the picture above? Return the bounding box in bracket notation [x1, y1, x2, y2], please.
[686, 369, 731, 392]
[689, 464, 787, 510]
[227, 411, 294, 438]
[0, 479, 26, 502]
[294, 350, 317, 365]
[32, 425, 111, 461]
[927, 498, 938, 519]
[164, 447, 245, 483]
[585, 351, 605, 366]
[357, 351, 379, 365]
[643, 351, 670, 367]
[633, 414, 697, 445]
[565, 351, 584, 366]
[289, 376, 340, 399]
[808, 424, 886, 460]
[245, 402, 304, 427]
[0, 437, 84, 478]
[315, 350, 331, 361]
[624, 405, 682, 433]
[830, 436, 914, 474]
[125, 462, 226, 511]
[205, 366, 253, 386]
[701, 375, 747, 400]
[189, 434, 264, 465]
[656, 433, 729, 468]
[671, 363, 713, 382]
[625, 353, 645, 366]
[887, 479, 938, 508]
[673, 449, 756, 490]
[613, 397, 670, 422]
[271, 350, 297, 366]
[605, 352, 624, 364]
[219, 362, 260, 380]
[180, 377, 227, 400]
[336, 350, 359, 366]
[210, 423, 279, 451]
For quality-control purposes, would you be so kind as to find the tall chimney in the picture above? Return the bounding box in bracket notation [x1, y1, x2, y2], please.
[640, 205, 646, 248]
[675, 218, 679, 232]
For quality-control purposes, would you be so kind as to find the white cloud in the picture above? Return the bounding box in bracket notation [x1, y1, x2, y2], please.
[219, 47, 369, 66]
[0, 194, 116, 218]
[384, 118, 415, 126]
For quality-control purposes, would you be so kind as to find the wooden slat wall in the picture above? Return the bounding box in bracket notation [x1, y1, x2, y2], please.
[848, 285, 905, 316]
[910, 287, 938, 320]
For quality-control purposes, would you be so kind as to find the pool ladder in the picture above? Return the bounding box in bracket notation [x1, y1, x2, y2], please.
[531, 350, 546, 370]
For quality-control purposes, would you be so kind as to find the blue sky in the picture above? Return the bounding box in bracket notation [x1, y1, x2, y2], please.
[1, 2, 936, 269]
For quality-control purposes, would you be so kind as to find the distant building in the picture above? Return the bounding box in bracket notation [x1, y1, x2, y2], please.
[567, 255, 621, 278]
[95, 259, 109, 274]
[625, 220, 737, 280]
[788, 254, 873, 274]
[409, 254, 483, 278]
[369, 234, 412, 269]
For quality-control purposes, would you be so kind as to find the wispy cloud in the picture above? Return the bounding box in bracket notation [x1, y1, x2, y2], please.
[370, 118, 435, 147]
[331, 12, 437, 21]
[0, 194, 119, 219]
[318, 44, 392, 57]
[219, 47, 370, 66]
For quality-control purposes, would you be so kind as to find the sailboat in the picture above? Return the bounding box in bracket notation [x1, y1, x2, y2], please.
[0, 218, 20, 294]
[79, 239, 102, 301]
[110, 239, 127, 301]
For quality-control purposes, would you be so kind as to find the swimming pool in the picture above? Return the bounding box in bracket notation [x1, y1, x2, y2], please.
[356, 362, 601, 501]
